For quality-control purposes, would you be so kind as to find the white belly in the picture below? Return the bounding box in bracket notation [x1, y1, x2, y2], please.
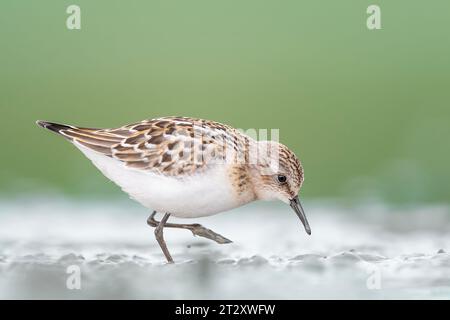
[75, 143, 241, 218]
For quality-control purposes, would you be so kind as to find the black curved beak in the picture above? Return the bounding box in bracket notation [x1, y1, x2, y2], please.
[290, 196, 311, 235]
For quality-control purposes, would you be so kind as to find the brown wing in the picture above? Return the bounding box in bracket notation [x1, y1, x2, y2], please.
[38, 117, 249, 176]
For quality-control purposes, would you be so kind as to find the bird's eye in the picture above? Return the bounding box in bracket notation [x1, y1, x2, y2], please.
[277, 175, 287, 184]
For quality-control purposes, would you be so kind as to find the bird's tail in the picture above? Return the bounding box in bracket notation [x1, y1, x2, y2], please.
[36, 120, 74, 138]
[36, 120, 123, 156]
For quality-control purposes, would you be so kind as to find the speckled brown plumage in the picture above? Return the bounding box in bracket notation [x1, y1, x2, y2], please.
[38, 117, 304, 193]
[37, 116, 310, 263]
[44, 117, 244, 176]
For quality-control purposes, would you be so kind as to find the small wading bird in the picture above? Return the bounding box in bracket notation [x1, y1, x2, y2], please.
[37, 117, 311, 263]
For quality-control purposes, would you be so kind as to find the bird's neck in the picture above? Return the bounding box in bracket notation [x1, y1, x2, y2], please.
[227, 164, 257, 205]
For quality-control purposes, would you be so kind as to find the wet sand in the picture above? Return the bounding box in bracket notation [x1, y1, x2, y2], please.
[0, 198, 449, 299]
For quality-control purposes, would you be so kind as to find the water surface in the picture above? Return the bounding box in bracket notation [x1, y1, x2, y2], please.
[0, 198, 449, 299]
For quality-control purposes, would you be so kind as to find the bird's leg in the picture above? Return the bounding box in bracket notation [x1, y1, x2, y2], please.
[147, 211, 232, 244]
[154, 213, 174, 263]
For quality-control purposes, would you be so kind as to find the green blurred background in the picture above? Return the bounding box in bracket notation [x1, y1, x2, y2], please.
[1, 1, 449, 203]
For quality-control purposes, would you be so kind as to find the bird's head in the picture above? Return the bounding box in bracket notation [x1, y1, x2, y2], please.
[249, 141, 311, 235]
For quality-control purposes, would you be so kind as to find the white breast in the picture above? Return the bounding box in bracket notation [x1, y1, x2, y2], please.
[75, 143, 242, 218]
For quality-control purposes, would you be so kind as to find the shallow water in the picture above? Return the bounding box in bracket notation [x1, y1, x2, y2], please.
[0, 198, 449, 299]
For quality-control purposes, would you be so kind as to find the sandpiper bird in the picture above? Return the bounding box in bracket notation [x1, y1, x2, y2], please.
[37, 117, 310, 263]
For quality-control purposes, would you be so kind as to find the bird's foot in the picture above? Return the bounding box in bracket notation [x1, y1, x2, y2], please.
[188, 224, 233, 244]
[147, 211, 232, 244]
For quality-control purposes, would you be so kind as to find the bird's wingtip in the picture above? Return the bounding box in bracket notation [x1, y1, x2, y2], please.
[36, 120, 71, 134]
[36, 120, 47, 128]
